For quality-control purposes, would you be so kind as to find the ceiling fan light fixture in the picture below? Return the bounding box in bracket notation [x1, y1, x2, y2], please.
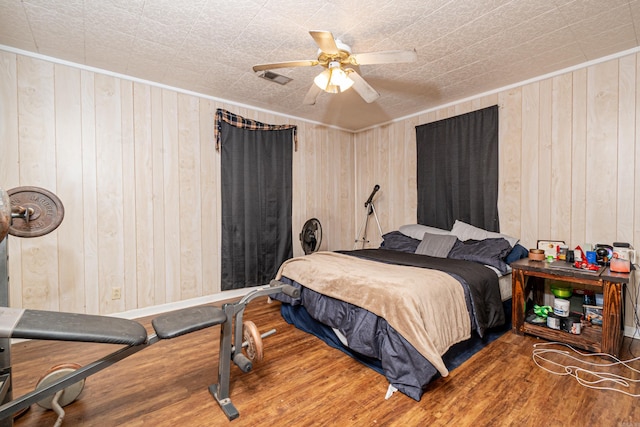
[313, 62, 353, 93]
[313, 69, 331, 91]
[329, 66, 353, 92]
[324, 83, 340, 94]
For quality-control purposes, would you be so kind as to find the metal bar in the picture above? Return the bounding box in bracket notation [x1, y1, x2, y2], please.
[0, 238, 12, 427]
[370, 203, 384, 242]
[0, 375, 10, 427]
[0, 239, 8, 308]
[233, 307, 244, 361]
[213, 303, 234, 400]
[241, 328, 276, 348]
[0, 376, 10, 406]
[0, 342, 149, 421]
[354, 209, 369, 249]
[236, 284, 292, 306]
[209, 285, 291, 421]
[209, 303, 238, 420]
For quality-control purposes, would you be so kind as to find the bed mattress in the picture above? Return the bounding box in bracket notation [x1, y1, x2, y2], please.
[498, 272, 512, 301]
[484, 265, 512, 301]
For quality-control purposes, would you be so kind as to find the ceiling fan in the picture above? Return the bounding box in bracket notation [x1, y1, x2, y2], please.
[252, 30, 417, 105]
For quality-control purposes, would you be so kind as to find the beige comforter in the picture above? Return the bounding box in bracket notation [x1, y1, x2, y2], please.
[276, 251, 471, 376]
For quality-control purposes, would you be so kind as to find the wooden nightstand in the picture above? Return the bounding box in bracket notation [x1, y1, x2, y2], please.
[511, 258, 629, 357]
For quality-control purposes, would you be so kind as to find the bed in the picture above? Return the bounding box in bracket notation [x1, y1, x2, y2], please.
[272, 221, 528, 401]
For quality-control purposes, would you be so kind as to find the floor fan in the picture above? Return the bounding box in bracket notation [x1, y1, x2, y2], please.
[300, 218, 322, 254]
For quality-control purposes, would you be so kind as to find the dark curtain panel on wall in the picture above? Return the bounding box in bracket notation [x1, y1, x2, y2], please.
[415, 105, 499, 232]
[220, 122, 293, 291]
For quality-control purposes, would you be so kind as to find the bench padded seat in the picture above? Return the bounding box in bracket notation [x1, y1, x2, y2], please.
[152, 306, 226, 339]
[13, 310, 148, 346]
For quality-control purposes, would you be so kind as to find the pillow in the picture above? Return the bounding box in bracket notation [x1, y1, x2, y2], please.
[399, 224, 451, 240]
[450, 220, 519, 248]
[415, 232, 458, 258]
[380, 231, 421, 253]
[505, 244, 529, 264]
[447, 238, 512, 274]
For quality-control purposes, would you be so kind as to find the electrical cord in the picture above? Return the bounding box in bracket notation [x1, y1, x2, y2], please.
[532, 342, 640, 397]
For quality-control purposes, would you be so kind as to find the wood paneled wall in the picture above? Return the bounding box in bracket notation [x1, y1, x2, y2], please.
[356, 54, 639, 255]
[355, 53, 640, 332]
[2, 48, 639, 327]
[0, 51, 355, 315]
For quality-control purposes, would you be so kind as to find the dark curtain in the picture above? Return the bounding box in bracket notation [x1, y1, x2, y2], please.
[415, 105, 499, 232]
[220, 121, 293, 290]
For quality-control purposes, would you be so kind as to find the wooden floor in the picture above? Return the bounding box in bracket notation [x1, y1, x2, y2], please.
[8, 297, 640, 427]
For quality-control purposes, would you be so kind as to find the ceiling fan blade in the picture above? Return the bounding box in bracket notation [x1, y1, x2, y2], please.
[253, 60, 318, 73]
[309, 30, 339, 55]
[346, 69, 380, 103]
[350, 49, 417, 66]
[303, 83, 323, 105]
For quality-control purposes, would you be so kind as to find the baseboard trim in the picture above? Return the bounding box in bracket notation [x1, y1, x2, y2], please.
[624, 325, 639, 339]
[110, 286, 263, 321]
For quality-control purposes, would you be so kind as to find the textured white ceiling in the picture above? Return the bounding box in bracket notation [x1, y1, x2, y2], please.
[1, 0, 639, 131]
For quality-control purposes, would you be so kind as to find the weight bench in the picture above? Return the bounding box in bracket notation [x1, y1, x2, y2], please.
[0, 189, 299, 424]
[153, 282, 300, 420]
[0, 280, 297, 426]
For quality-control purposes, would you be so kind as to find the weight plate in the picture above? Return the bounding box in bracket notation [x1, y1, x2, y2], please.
[0, 189, 9, 243]
[35, 363, 85, 409]
[243, 320, 264, 362]
[7, 187, 64, 238]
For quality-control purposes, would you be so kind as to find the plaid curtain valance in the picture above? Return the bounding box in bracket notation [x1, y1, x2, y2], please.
[214, 108, 297, 152]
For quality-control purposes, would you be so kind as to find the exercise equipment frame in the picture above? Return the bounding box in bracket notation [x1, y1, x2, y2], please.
[0, 235, 297, 425]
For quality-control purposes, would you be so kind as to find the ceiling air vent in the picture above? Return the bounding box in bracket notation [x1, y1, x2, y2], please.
[257, 70, 292, 85]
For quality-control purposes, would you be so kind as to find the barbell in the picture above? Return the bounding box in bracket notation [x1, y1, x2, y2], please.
[0, 186, 65, 243]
